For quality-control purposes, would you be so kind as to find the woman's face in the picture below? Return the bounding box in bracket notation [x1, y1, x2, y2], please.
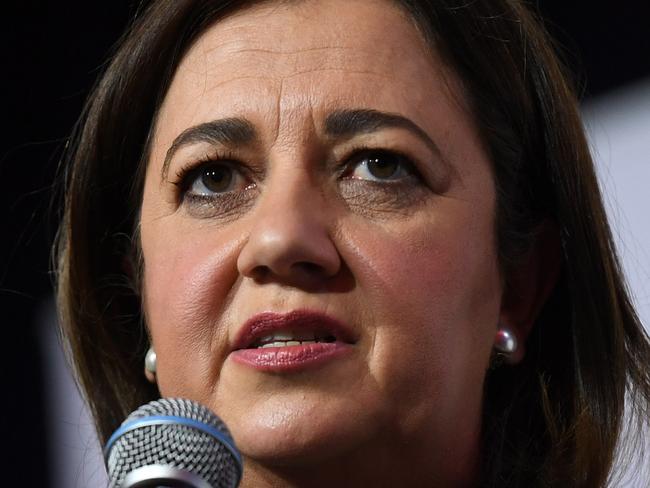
[140, 0, 502, 484]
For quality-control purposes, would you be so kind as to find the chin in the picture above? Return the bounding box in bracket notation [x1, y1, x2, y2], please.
[221, 392, 385, 467]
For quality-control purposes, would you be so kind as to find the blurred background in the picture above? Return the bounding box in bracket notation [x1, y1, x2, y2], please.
[2, 1, 649, 485]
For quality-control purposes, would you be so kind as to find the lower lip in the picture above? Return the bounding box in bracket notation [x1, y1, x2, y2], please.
[231, 342, 351, 373]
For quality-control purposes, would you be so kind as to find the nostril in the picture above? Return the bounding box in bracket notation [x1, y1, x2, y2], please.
[250, 262, 327, 283]
[294, 261, 326, 275]
[250, 265, 272, 282]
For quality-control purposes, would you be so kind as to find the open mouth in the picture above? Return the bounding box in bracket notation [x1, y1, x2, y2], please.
[251, 330, 338, 349]
[234, 309, 355, 350]
[231, 310, 355, 372]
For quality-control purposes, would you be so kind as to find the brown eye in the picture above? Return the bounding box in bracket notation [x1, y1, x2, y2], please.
[201, 165, 233, 193]
[348, 150, 414, 181]
[187, 163, 245, 196]
[367, 153, 399, 179]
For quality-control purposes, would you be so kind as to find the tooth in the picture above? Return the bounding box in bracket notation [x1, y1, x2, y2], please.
[256, 339, 324, 348]
[255, 330, 322, 346]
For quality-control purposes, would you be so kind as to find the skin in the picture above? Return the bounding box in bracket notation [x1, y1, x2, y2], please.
[139, 0, 537, 485]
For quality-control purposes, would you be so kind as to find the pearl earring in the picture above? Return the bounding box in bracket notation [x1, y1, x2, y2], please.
[144, 347, 157, 382]
[494, 326, 518, 355]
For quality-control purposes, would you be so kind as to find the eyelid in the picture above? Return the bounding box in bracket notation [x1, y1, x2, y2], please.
[339, 146, 422, 178]
[341, 143, 456, 196]
[171, 150, 258, 192]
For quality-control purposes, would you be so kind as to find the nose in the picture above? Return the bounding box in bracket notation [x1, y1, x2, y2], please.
[237, 174, 341, 289]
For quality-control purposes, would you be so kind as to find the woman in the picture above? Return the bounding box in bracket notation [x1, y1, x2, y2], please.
[56, 0, 650, 486]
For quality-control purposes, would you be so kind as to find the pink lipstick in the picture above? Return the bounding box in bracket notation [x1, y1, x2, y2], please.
[230, 310, 356, 373]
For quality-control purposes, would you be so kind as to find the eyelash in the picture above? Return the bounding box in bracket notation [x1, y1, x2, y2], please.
[173, 151, 245, 192]
[172, 145, 424, 200]
[338, 145, 421, 180]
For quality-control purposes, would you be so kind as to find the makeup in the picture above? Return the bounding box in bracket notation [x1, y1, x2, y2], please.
[230, 310, 356, 373]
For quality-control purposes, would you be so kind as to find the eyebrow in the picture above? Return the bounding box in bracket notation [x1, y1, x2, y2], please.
[325, 108, 443, 159]
[161, 118, 256, 180]
[161, 109, 446, 180]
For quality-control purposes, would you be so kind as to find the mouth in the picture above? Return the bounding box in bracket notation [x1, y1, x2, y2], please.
[230, 310, 356, 372]
[250, 330, 338, 349]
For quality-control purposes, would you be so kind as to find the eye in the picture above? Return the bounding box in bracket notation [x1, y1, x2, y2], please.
[345, 150, 416, 182]
[185, 161, 250, 197]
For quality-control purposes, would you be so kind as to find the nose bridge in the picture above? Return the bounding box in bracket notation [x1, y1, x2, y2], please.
[258, 165, 323, 237]
[236, 157, 341, 284]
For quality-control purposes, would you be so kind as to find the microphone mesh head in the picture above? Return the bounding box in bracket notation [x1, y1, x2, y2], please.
[106, 398, 242, 488]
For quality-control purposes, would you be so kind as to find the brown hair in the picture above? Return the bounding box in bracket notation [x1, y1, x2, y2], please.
[56, 1, 650, 486]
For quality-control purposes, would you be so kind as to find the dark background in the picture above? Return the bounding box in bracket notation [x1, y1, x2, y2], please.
[2, 1, 649, 484]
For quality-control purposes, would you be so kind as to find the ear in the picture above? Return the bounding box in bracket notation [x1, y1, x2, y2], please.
[499, 220, 561, 363]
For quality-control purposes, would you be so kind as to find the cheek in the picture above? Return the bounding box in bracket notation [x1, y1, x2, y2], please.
[346, 203, 500, 338]
[341, 202, 501, 425]
[141, 222, 244, 398]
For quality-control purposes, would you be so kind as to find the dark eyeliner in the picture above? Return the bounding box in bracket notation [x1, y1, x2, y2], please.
[338, 146, 423, 181]
[172, 151, 244, 200]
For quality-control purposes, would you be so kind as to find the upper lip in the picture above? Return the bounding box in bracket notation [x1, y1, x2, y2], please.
[232, 310, 357, 350]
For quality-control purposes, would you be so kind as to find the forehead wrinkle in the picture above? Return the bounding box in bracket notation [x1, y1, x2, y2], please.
[281, 67, 392, 82]
[271, 74, 285, 149]
[203, 45, 355, 57]
[199, 39, 386, 78]
[198, 75, 279, 98]
[264, 76, 324, 163]
[192, 61, 392, 100]
[186, 0, 433, 76]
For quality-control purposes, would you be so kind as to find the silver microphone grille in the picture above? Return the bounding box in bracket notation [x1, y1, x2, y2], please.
[105, 398, 242, 488]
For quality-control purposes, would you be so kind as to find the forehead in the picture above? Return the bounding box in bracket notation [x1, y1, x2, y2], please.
[177, 0, 433, 82]
[153, 0, 464, 146]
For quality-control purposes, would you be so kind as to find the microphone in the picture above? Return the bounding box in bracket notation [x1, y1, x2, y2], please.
[104, 398, 243, 488]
